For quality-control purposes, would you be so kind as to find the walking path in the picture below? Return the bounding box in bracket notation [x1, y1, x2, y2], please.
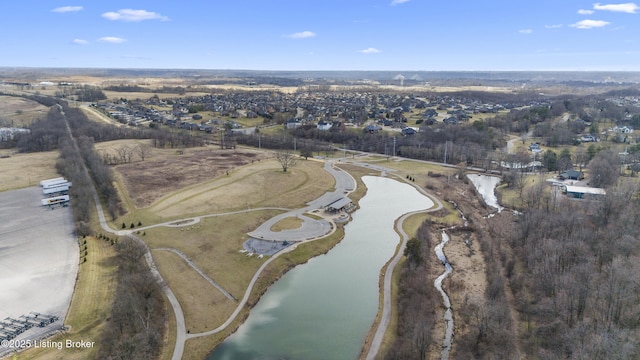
[154, 248, 237, 301]
[88, 159, 357, 360]
[78, 132, 442, 360]
[363, 161, 444, 360]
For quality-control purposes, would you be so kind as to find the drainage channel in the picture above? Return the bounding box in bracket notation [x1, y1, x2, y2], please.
[434, 230, 454, 360]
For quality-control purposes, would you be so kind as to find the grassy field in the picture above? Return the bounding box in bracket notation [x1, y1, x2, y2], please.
[152, 250, 237, 334]
[0, 150, 60, 191]
[147, 215, 348, 359]
[143, 210, 282, 298]
[17, 236, 118, 359]
[0, 95, 49, 127]
[79, 105, 123, 126]
[134, 156, 373, 359]
[113, 156, 334, 226]
[270, 216, 303, 231]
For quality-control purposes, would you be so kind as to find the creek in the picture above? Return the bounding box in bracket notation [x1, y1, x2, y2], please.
[208, 176, 433, 360]
[434, 231, 454, 359]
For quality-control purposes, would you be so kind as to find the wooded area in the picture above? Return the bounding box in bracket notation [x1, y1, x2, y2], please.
[98, 237, 166, 359]
[388, 175, 639, 359]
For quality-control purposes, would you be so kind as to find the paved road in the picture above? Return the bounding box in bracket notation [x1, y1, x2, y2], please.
[86, 156, 356, 359]
[58, 105, 192, 360]
[248, 160, 356, 241]
[82, 134, 443, 360]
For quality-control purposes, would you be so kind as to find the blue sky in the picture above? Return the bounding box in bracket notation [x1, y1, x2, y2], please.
[1, 1, 639, 71]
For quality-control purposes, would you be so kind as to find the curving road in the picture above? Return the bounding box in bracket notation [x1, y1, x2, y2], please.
[86, 157, 357, 360]
[71, 111, 442, 360]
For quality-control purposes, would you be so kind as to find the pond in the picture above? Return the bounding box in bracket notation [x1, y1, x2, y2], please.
[467, 174, 503, 211]
[208, 176, 434, 360]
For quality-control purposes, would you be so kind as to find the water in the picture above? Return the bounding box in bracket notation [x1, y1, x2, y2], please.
[467, 174, 503, 211]
[209, 176, 434, 360]
[434, 231, 454, 359]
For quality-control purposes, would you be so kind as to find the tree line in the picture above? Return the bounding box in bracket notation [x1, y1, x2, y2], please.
[98, 236, 166, 359]
[14, 99, 205, 153]
[237, 122, 502, 167]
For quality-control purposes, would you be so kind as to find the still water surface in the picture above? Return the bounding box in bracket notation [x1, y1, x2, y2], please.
[209, 176, 434, 360]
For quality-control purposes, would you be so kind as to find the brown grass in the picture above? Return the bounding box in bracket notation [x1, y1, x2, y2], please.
[0, 95, 49, 127]
[152, 250, 237, 334]
[138, 157, 334, 220]
[444, 231, 488, 339]
[270, 216, 303, 231]
[79, 105, 121, 126]
[0, 150, 60, 191]
[143, 210, 283, 299]
[17, 236, 118, 359]
[113, 146, 270, 209]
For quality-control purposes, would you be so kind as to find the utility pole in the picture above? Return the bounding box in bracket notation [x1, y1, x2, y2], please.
[444, 141, 448, 164]
[393, 137, 396, 158]
[293, 137, 297, 152]
[258, 134, 261, 149]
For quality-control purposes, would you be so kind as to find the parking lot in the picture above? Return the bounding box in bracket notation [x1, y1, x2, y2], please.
[0, 186, 78, 354]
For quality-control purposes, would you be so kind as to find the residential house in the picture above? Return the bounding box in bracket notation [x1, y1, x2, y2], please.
[613, 126, 634, 134]
[317, 120, 332, 131]
[402, 127, 417, 136]
[557, 169, 584, 181]
[364, 124, 382, 133]
[285, 118, 302, 129]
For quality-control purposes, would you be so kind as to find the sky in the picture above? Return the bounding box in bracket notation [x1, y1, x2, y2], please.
[1, 1, 639, 71]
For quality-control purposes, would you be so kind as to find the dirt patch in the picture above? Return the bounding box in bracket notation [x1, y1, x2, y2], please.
[115, 148, 269, 207]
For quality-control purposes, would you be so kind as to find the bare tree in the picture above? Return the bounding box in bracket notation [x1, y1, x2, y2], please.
[588, 150, 620, 188]
[275, 149, 298, 172]
[116, 145, 130, 164]
[135, 143, 152, 161]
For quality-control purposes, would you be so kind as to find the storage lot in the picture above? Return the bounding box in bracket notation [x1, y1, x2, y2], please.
[0, 187, 78, 353]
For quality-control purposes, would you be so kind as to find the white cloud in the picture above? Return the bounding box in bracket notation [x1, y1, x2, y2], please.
[593, 2, 639, 13]
[359, 47, 381, 54]
[570, 19, 610, 28]
[285, 31, 316, 39]
[72, 39, 88, 45]
[545, 24, 563, 28]
[102, 9, 169, 22]
[390, 0, 410, 5]
[52, 6, 83, 13]
[519, 29, 533, 34]
[578, 9, 595, 14]
[98, 37, 127, 44]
